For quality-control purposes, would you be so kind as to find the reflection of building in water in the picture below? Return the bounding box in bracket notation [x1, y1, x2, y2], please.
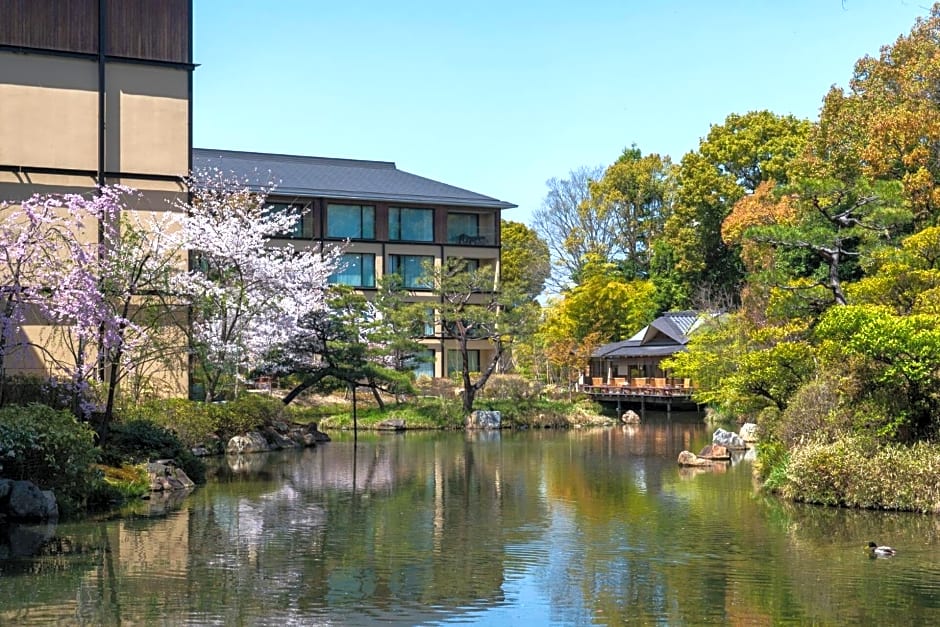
[118, 510, 191, 577]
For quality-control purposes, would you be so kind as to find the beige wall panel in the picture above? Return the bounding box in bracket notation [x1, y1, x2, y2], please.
[0, 53, 98, 170]
[106, 64, 189, 175]
[444, 245, 499, 260]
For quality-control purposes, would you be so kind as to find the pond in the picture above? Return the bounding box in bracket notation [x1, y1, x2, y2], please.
[2, 415, 940, 625]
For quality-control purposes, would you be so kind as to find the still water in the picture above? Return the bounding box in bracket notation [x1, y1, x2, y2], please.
[3, 416, 940, 625]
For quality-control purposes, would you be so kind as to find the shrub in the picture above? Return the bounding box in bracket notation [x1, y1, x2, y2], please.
[127, 398, 220, 450]
[0, 404, 100, 515]
[104, 420, 205, 484]
[781, 436, 940, 512]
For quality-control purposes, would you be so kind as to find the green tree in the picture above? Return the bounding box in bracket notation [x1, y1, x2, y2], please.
[500, 220, 551, 299]
[588, 145, 676, 279]
[539, 259, 658, 346]
[428, 259, 530, 413]
[810, 4, 940, 223]
[657, 111, 812, 307]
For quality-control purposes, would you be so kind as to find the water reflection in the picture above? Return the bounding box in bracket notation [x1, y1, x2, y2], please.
[2, 422, 940, 625]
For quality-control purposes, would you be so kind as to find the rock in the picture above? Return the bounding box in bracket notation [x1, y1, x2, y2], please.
[7, 480, 58, 521]
[739, 423, 760, 443]
[620, 410, 641, 424]
[263, 425, 299, 450]
[0, 478, 12, 500]
[377, 419, 406, 431]
[467, 410, 502, 430]
[713, 428, 746, 450]
[147, 461, 195, 492]
[677, 450, 713, 467]
[227, 431, 271, 455]
[697, 444, 731, 460]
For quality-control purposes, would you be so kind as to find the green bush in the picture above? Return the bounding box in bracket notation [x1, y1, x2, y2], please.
[127, 398, 220, 450]
[105, 419, 206, 484]
[0, 404, 100, 515]
[781, 436, 940, 512]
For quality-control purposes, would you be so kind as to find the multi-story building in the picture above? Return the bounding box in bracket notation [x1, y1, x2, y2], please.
[194, 149, 515, 379]
[0, 0, 194, 395]
[0, 0, 512, 393]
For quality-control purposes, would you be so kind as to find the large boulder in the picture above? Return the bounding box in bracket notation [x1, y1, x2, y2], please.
[226, 431, 272, 455]
[739, 423, 760, 443]
[677, 450, 713, 467]
[713, 428, 746, 450]
[263, 425, 299, 450]
[147, 460, 196, 492]
[467, 410, 502, 430]
[6, 480, 58, 521]
[620, 410, 641, 424]
[697, 444, 731, 460]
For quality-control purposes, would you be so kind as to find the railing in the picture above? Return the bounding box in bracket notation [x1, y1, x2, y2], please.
[449, 230, 497, 246]
[579, 377, 696, 400]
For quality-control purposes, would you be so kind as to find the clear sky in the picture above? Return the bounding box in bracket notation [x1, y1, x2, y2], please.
[193, 1, 933, 226]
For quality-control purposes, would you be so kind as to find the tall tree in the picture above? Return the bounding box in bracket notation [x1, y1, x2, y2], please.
[657, 111, 812, 308]
[588, 146, 676, 279]
[175, 172, 341, 401]
[500, 220, 551, 299]
[430, 259, 529, 413]
[811, 5, 940, 224]
[531, 165, 607, 291]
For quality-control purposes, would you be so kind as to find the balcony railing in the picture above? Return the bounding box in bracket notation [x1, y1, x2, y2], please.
[449, 229, 496, 246]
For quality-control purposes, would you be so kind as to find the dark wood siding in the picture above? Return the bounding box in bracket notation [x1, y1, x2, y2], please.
[0, 0, 190, 63]
[105, 0, 190, 63]
[0, 0, 98, 53]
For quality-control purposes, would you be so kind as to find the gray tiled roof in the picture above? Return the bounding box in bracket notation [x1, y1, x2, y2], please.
[193, 148, 516, 209]
[591, 311, 707, 359]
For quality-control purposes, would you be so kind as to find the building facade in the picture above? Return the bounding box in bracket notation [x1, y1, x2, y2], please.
[0, 0, 194, 395]
[0, 0, 512, 392]
[194, 149, 515, 379]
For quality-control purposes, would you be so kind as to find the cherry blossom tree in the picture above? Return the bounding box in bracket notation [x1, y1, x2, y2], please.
[175, 170, 343, 401]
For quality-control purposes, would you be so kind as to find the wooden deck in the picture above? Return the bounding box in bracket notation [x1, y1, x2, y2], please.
[579, 378, 697, 410]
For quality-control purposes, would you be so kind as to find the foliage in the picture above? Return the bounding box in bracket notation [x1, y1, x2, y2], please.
[781, 436, 940, 513]
[657, 111, 812, 306]
[531, 165, 606, 291]
[176, 170, 341, 401]
[103, 419, 206, 484]
[0, 404, 100, 515]
[814, 304, 940, 440]
[811, 5, 940, 223]
[540, 259, 658, 345]
[92, 463, 151, 503]
[587, 145, 676, 279]
[500, 220, 552, 298]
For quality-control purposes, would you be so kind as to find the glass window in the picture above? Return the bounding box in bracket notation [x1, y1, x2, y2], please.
[447, 349, 480, 375]
[267, 202, 305, 238]
[407, 349, 435, 379]
[423, 308, 435, 336]
[447, 213, 480, 244]
[327, 204, 375, 239]
[329, 253, 376, 287]
[387, 254, 433, 289]
[447, 257, 479, 273]
[389, 207, 433, 241]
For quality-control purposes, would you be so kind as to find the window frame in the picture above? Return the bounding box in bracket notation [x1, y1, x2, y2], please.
[387, 254, 434, 290]
[326, 203, 376, 240]
[389, 206, 434, 242]
[329, 252, 376, 288]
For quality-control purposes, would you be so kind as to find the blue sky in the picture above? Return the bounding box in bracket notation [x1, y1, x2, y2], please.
[193, 1, 932, 226]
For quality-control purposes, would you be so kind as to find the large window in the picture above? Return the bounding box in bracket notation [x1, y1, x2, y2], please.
[387, 254, 433, 289]
[447, 349, 480, 375]
[267, 202, 306, 238]
[389, 207, 433, 241]
[407, 349, 435, 379]
[447, 212, 482, 244]
[329, 253, 376, 287]
[327, 204, 375, 239]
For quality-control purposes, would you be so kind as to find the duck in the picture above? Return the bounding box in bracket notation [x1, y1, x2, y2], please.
[867, 541, 896, 557]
